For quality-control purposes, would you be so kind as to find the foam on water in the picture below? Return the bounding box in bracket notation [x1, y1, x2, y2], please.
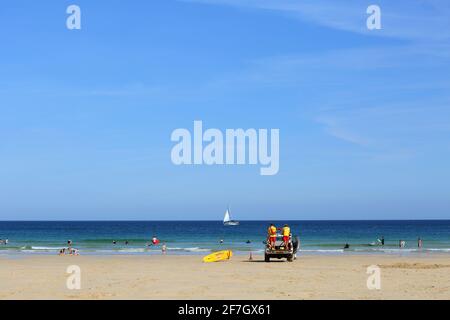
[0, 220, 449, 256]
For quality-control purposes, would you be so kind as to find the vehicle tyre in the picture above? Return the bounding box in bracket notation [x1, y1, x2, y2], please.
[264, 254, 270, 262]
[287, 255, 293, 262]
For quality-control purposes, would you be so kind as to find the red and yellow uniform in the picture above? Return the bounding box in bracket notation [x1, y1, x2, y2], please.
[268, 225, 277, 247]
[282, 226, 291, 243]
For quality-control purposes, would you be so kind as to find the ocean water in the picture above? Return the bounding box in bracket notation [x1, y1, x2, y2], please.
[0, 220, 448, 256]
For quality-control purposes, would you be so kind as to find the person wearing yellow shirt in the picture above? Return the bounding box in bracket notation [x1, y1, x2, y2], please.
[282, 224, 291, 249]
[267, 223, 277, 248]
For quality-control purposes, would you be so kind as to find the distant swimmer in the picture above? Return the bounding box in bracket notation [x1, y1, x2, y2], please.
[5, 239, 8, 245]
[418, 237, 423, 248]
[399, 240, 406, 248]
[112, 240, 117, 245]
[344, 243, 350, 249]
[152, 236, 160, 245]
[246, 240, 251, 244]
[70, 248, 80, 256]
[68, 240, 73, 247]
[381, 236, 385, 246]
[162, 243, 167, 255]
[219, 239, 224, 244]
[125, 241, 129, 245]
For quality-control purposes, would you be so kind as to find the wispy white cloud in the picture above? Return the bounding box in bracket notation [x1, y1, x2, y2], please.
[316, 116, 369, 146]
[0, 82, 167, 99]
[201, 43, 450, 92]
[313, 96, 450, 163]
[182, 0, 450, 40]
[83, 84, 164, 97]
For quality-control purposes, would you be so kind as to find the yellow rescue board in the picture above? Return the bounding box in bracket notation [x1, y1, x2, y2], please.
[203, 250, 233, 263]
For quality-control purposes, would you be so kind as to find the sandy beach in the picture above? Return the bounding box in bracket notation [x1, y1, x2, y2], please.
[0, 254, 449, 300]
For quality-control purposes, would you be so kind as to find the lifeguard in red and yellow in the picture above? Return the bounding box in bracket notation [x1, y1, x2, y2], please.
[267, 224, 277, 248]
[282, 224, 291, 249]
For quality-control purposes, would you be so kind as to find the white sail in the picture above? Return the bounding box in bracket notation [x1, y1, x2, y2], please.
[223, 209, 231, 223]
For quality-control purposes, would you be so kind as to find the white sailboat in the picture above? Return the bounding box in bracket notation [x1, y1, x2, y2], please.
[223, 207, 239, 226]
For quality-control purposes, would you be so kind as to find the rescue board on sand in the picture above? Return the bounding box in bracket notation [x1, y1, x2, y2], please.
[203, 250, 233, 263]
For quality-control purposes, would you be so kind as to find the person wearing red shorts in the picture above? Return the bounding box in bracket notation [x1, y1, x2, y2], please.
[282, 224, 291, 249]
[267, 224, 277, 248]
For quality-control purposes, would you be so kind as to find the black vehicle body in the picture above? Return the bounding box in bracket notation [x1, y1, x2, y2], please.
[264, 235, 299, 262]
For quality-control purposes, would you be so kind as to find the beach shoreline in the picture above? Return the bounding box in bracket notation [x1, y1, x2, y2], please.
[1, 254, 449, 300]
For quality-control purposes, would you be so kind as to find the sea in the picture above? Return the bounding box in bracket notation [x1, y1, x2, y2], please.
[0, 220, 448, 256]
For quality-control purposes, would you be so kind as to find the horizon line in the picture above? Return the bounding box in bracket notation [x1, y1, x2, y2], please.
[0, 219, 448, 222]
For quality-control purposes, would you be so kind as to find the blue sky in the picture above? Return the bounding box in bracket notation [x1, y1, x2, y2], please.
[0, 0, 449, 220]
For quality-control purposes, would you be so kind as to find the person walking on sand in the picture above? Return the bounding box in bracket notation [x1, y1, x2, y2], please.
[267, 223, 277, 249]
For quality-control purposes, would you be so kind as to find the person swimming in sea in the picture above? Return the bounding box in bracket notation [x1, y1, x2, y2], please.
[151, 236, 160, 245]
[344, 243, 350, 249]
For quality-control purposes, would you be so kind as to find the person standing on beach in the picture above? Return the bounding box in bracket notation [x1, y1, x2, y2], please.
[267, 224, 277, 248]
[418, 237, 423, 248]
[162, 243, 167, 255]
[281, 224, 291, 249]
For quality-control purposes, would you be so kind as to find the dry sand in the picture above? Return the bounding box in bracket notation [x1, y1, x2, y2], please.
[0, 254, 449, 300]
